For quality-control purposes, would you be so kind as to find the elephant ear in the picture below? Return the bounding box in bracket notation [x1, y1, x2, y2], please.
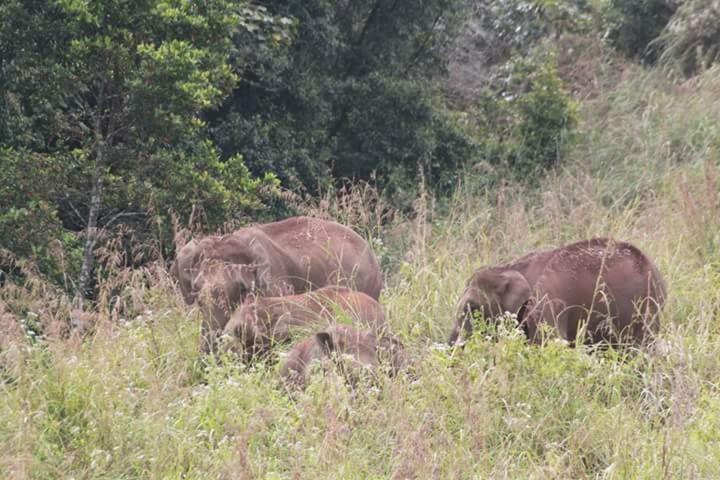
[189, 261, 208, 296]
[173, 239, 200, 304]
[496, 270, 532, 316]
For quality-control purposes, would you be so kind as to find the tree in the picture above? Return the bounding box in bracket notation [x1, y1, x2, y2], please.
[0, 0, 284, 298]
[209, 0, 477, 202]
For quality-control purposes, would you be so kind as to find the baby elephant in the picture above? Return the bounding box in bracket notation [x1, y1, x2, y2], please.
[280, 324, 405, 389]
[221, 286, 386, 360]
[450, 238, 666, 347]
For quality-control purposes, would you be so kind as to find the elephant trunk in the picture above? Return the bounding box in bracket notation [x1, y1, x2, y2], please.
[448, 296, 479, 346]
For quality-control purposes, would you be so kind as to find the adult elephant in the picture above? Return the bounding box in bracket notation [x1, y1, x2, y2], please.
[171, 216, 383, 349]
[449, 238, 666, 347]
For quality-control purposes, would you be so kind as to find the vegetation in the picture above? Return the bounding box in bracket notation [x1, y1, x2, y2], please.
[0, 0, 285, 293]
[3, 0, 720, 478]
[603, 0, 677, 63]
[659, 0, 720, 75]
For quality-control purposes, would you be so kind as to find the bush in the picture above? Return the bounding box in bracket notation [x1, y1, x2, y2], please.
[510, 56, 578, 174]
[332, 75, 479, 205]
[0, 141, 279, 291]
[0, 148, 74, 282]
[125, 140, 281, 231]
[470, 53, 577, 178]
[659, 0, 720, 76]
[604, 0, 677, 63]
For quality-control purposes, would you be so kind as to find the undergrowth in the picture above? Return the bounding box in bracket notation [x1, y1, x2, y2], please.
[3, 65, 720, 479]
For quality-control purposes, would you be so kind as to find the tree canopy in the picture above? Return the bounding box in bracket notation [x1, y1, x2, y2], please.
[8, 0, 703, 297]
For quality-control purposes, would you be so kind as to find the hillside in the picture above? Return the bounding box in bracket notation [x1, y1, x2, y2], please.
[3, 1, 720, 478]
[2, 61, 720, 479]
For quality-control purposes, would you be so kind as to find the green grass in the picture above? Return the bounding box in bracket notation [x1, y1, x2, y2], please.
[3, 66, 720, 479]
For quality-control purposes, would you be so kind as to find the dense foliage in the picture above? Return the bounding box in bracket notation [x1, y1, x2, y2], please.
[209, 0, 479, 199]
[3, 1, 720, 477]
[3, 0, 718, 297]
[603, 0, 677, 63]
[0, 0, 284, 291]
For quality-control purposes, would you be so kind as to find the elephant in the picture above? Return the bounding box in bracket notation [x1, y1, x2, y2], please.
[280, 324, 406, 389]
[170, 216, 383, 350]
[449, 238, 666, 347]
[221, 286, 387, 360]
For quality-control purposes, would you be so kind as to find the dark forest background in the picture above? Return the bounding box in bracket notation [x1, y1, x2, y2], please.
[1, 0, 716, 299]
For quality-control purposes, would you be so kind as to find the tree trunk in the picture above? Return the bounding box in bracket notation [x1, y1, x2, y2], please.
[76, 149, 105, 300]
[76, 106, 108, 301]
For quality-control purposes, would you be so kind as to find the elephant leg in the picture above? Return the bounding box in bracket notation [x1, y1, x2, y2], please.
[200, 302, 233, 354]
[199, 325, 221, 354]
[522, 296, 565, 344]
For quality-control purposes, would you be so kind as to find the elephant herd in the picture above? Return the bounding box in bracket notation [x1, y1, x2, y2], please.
[171, 216, 667, 388]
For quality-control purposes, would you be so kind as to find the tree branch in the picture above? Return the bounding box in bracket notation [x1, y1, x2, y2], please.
[403, 12, 444, 77]
[101, 211, 146, 229]
[356, 0, 382, 47]
[66, 197, 87, 227]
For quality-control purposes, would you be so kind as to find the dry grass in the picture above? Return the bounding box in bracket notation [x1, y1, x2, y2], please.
[3, 65, 720, 479]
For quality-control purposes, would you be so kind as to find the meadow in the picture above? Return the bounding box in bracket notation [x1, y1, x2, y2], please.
[2, 63, 720, 479]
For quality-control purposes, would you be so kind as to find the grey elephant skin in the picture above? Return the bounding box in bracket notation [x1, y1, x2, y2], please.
[450, 238, 666, 347]
[280, 324, 405, 389]
[222, 286, 387, 360]
[171, 216, 383, 349]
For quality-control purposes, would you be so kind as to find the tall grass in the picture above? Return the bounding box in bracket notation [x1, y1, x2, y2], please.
[3, 65, 720, 478]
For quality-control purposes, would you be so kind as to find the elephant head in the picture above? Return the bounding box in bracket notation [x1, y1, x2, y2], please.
[173, 232, 277, 302]
[281, 325, 406, 389]
[312, 328, 406, 378]
[449, 268, 532, 346]
[220, 298, 265, 360]
[194, 260, 271, 333]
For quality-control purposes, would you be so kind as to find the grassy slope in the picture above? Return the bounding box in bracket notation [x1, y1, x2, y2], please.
[2, 64, 720, 479]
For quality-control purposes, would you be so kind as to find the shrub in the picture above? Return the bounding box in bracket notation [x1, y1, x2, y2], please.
[510, 55, 578, 174]
[470, 53, 577, 178]
[332, 75, 479, 206]
[0, 148, 72, 282]
[604, 0, 677, 63]
[659, 0, 720, 76]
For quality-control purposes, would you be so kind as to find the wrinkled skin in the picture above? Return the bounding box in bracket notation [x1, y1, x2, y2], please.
[280, 324, 405, 389]
[171, 216, 383, 350]
[450, 238, 666, 347]
[222, 286, 387, 360]
[449, 246, 556, 346]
